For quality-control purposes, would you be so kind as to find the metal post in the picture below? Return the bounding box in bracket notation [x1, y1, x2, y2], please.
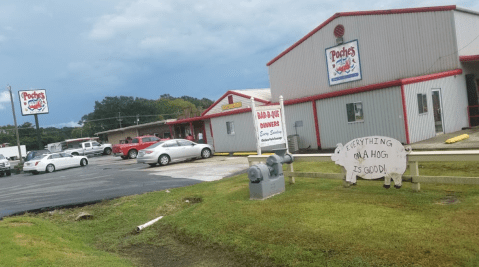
[279, 95, 289, 153]
[34, 114, 42, 150]
[250, 97, 261, 155]
[7, 86, 23, 164]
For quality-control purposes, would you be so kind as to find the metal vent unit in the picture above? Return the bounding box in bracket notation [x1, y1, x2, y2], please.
[287, 135, 299, 153]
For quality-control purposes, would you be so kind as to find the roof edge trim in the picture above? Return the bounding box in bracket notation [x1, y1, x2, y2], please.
[266, 5, 457, 66]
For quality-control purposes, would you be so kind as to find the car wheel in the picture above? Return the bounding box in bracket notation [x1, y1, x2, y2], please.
[72, 152, 79, 156]
[6, 170, 11, 176]
[46, 164, 55, 173]
[148, 163, 157, 167]
[201, 148, 212, 159]
[121, 156, 128, 160]
[103, 148, 112, 155]
[128, 150, 138, 159]
[80, 158, 88, 166]
[158, 154, 170, 166]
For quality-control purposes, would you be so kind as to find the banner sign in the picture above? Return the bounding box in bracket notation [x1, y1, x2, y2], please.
[222, 102, 242, 110]
[18, 89, 49, 116]
[254, 106, 286, 147]
[325, 40, 362, 86]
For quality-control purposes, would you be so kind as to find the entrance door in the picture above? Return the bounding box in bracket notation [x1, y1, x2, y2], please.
[431, 89, 444, 134]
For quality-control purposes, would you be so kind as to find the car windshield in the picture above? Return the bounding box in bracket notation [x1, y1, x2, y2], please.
[146, 141, 165, 149]
[0, 154, 5, 160]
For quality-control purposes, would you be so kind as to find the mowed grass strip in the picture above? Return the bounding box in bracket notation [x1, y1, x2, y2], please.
[2, 161, 479, 266]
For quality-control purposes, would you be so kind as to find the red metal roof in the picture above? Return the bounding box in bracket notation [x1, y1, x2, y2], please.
[266, 5, 457, 66]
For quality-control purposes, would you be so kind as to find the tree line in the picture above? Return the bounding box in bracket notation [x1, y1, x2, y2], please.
[0, 94, 213, 151]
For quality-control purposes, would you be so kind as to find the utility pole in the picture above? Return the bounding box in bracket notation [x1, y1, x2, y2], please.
[118, 112, 122, 128]
[7, 85, 23, 164]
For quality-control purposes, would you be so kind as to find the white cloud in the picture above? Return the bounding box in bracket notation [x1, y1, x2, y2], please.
[46, 121, 81, 128]
[0, 91, 11, 110]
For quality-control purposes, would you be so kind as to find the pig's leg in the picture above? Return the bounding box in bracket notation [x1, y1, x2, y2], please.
[383, 175, 391, 189]
[392, 173, 402, 189]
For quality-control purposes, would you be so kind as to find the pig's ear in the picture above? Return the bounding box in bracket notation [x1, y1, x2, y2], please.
[335, 143, 343, 148]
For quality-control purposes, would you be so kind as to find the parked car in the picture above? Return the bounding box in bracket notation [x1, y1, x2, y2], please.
[112, 135, 162, 159]
[137, 139, 214, 167]
[63, 141, 113, 156]
[0, 154, 11, 177]
[23, 152, 88, 174]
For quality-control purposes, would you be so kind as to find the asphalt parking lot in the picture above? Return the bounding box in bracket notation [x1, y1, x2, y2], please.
[0, 155, 249, 219]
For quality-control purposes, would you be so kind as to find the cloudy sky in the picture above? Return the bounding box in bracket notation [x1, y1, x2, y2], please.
[0, 0, 478, 128]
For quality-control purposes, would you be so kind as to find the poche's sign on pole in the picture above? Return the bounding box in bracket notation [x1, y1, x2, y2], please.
[18, 89, 49, 116]
[251, 96, 288, 155]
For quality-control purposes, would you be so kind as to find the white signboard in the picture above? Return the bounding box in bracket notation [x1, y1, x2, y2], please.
[18, 89, 49, 116]
[331, 136, 411, 188]
[325, 40, 362, 86]
[254, 107, 286, 147]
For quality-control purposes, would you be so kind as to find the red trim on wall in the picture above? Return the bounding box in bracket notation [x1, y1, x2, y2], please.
[169, 107, 252, 125]
[400, 85, 410, 144]
[201, 90, 270, 116]
[459, 55, 479, 62]
[401, 69, 462, 85]
[267, 5, 456, 66]
[312, 101, 321, 148]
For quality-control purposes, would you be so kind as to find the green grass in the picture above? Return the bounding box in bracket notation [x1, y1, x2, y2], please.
[2, 161, 479, 266]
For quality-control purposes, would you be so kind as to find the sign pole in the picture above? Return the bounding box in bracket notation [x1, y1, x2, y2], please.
[7, 86, 23, 163]
[34, 114, 42, 150]
[250, 97, 261, 155]
[279, 95, 289, 153]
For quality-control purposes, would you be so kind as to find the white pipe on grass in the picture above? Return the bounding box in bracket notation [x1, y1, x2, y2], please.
[136, 216, 163, 232]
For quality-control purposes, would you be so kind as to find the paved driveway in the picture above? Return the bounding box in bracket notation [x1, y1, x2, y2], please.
[0, 156, 249, 218]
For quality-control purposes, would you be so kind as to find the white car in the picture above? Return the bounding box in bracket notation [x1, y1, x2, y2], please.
[137, 139, 214, 167]
[23, 152, 88, 174]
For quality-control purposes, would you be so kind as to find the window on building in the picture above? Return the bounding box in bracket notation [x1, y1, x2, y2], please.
[228, 95, 233, 104]
[226, 121, 235, 135]
[417, 93, 428, 114]
[346, 102, 364, 123]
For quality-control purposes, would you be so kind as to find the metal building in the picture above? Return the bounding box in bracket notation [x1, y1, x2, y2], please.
[168, 5, 479, 153]
[266, 5, 479, 149]
[168, 89, 272, 153]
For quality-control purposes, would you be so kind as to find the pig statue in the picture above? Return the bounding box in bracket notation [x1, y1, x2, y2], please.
[331, 136, 411, 189]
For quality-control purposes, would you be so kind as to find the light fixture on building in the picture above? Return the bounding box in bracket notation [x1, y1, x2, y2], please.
[334, 24, 345, 44]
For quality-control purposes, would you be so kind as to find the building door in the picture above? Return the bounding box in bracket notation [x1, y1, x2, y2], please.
[431, 89, 444, 134]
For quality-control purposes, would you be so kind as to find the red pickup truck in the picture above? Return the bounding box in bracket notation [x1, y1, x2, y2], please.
[112, 135, 163, 159]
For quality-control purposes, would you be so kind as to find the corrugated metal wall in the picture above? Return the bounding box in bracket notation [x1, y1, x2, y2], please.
[284, 102, 318, 149]
[454, 10, 479, 56]
[405, 75, 469, 143]
[316, 86, 406, 148]
[210, 112, 257, 152]
[269, 11, 458, 101]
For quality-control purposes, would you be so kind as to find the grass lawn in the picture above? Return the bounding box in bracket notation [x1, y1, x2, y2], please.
[1, 161, 479, 266]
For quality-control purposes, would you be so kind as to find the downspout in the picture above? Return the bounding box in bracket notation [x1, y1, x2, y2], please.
[312, 100, 321, 149]
[400, 84, 411, 144]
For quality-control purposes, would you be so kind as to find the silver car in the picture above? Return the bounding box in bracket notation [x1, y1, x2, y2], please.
[137, 139, 214, 167]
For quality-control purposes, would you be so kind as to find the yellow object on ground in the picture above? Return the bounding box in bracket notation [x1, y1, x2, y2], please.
[445, 134, 469, 144]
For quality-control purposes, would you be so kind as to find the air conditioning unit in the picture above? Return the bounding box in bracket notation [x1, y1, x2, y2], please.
[287, 135, 299, 153]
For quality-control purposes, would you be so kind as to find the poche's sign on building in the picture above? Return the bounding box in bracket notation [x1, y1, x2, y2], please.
[325, 40, 362, 86]
[18, 89, 49, 116]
